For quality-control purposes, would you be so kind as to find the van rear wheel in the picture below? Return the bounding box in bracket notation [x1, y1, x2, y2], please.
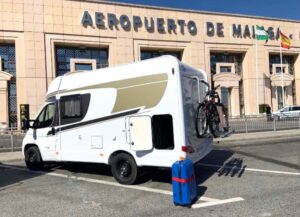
[25, 146, 44, 170]
[111, 153, 138, 185]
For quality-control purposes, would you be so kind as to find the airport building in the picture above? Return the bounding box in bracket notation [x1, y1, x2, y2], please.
[0, 0, 300, 128]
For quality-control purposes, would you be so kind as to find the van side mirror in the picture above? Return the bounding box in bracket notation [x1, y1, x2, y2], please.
[51, 127, 55, 135]
[22, 119, 36, 130]
[28, 120, 37, 129]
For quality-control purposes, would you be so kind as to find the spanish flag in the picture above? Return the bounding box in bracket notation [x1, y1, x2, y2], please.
[280, 31, 291, 49]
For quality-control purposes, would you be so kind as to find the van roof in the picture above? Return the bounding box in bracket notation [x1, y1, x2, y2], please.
[63, 55, 180, 77]
[47, 55, 185, 96]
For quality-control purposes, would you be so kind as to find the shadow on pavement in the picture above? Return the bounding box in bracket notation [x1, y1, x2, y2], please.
[217, 158, 247, 177]
[60, 162, 112, 177]
[0, 163, 58, 190]
[234, 149, 300, 170]
[0, 149, 237, 202]
[195, 150, 246, 181]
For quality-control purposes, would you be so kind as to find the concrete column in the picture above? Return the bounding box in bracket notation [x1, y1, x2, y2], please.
[272, 86, 278, 111]
[286, 85, 293, 105]
[294, 54, 300, 105]
[0, 78, 10, 128]
[231, 86, 240, 116]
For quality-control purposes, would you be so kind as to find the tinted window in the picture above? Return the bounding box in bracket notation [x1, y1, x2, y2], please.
[220, 66, 231, 73]
[292, 106, 300, 111]
[75, 63, 93, 71]
[140, 50, 182, 61]
[61, 95, 82, 119]
[55, 46, 109, 76]
[0, 44, 16, 127]
[59, 94, 90, 125]
[34, 103, 55, 128]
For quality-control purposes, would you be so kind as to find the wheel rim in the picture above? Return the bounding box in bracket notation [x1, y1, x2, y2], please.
[198, 111, 207, 135]
[28, 151, 37, 163]
[118, 160, 131, 178]
[196, 105, 207, 136]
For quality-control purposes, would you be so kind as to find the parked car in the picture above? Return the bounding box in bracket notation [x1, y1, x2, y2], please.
[272, 105, 300, 120]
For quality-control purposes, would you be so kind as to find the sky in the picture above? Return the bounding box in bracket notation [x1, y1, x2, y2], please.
[109, 0, 300, 21]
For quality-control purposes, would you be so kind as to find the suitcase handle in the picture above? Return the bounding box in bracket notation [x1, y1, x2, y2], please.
[172, 175, 195, 183]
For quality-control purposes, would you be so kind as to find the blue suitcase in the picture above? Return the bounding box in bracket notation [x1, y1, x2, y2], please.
[172, 159, 197, 206]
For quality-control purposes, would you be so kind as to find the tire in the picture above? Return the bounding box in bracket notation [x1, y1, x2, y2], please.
[195, 103, 208, 137]
[110, 153, 138, 185]
[25, 146, 44, 170]
[208, 104, 222, 138]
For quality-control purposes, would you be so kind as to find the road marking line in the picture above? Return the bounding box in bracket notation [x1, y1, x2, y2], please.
[0, 164, 218, 202]
[0, 182, 22, 191]
[198, 163, 300, 176]
[192, 197, 244, 208]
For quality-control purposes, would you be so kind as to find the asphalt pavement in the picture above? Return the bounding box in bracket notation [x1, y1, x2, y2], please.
[0, 132, 299, 217]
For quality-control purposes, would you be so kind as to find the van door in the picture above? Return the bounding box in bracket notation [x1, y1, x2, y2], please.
[129, 116, 153, 151]
[59, 94, 92, 162]
[182, 76, 212, 161]
[32, 103, 59, 161]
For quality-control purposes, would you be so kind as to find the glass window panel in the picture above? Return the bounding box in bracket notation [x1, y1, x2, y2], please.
[2, 54, 8, 61]
[1, 44, 16, 127]
[92, 50, 100, 58]
[100, 50, 107, 58]
[221, 87, 229, 106]
[58, 64, 67, 70]
[220, 66, 231, 73]
[56, 46, 108, 76]
[75, 63, 93, 71]
[140, 50, 182, 60]
[277, 87, 283, 109]
[210, 53, 243, 75]
[44, 104, 55, 127]
[61, 95, 82, 118]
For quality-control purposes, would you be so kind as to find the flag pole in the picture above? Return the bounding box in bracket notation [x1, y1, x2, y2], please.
[255, 30, 259, 114]
[279, 31, 285, 108]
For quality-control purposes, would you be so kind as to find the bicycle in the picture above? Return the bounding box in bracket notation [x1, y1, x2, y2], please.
[195, 80, 230, 138]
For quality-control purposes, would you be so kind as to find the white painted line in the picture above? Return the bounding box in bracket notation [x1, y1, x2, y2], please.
[0, 182, 22, 191]
[0, 164, 220, 203]
[199, 197, 221, 202]
[198, 163, 300, 176]
[192, 197, 244, 209]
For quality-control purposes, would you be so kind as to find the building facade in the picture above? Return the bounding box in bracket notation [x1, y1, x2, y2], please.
[0, 0, 300, 128]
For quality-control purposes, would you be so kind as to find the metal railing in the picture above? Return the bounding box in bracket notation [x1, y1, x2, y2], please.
[0, 128, 25, 152]
[0, 115, 299, 152]
[229, 115, 300, 133]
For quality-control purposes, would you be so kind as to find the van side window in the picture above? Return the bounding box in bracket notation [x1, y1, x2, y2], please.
[152, 114, 174, 150]
[61, 95, 82, 118]
[60, 94, 90, 125]
[34, 103, 55, 128]
[292, 106, 300, 111]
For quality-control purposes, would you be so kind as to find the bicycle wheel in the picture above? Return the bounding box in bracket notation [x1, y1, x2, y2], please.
[208, 103, 222, 138]
[195, 103, 208, 137]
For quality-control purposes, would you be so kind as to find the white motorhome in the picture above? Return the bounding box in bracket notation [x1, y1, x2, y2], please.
[22, 56, 212, 184]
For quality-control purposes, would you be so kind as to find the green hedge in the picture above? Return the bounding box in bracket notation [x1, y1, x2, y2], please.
[259, 104, 269, 113]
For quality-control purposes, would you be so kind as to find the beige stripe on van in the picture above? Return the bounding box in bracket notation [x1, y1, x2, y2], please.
[47, 73, 169, 112]
[112, 80, 168, 113]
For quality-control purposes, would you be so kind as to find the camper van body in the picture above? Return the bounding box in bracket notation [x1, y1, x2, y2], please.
[22, 56, 212, 182]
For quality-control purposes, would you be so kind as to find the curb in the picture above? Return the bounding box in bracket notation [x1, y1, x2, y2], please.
[0, 157, 24, 163]
[0, 151, 23, 163]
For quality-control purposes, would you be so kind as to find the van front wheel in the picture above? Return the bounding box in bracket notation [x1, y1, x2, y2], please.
[25, 146, 44, 170]
[111, 153, 138, 185]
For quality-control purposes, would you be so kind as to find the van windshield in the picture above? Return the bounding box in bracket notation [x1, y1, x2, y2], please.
[280, 107, 289, 112]
[34, 103, 55, 128]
